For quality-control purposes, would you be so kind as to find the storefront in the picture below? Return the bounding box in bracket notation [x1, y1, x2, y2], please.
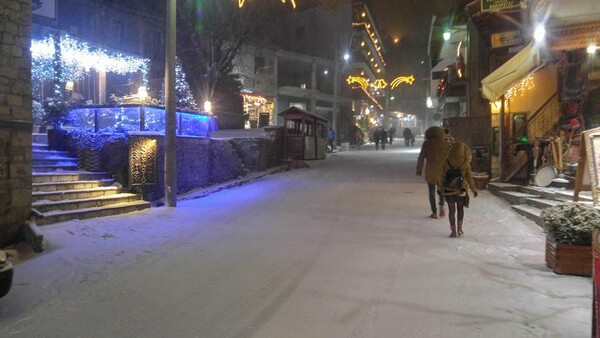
[242, 93, 274, 128]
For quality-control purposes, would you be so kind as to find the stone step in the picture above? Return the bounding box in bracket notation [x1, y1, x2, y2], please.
[32, 143, 49, 150]
[512, 204, 544, 226]
[526, 197, 561, 210]
[32, 172, 111, 183]
[32, 179, 115, 192]
[487, 182, 521, 196]
[32, 186, 120, 202]
[33, 150, 70, 159]
[36, 200, 151, 226]
[33, 193, 141, 213]
[555, 189, 594, 202]
[32, 164, 79, 172]
[497, 190, 542, 205]
[33, 133, 48, 144]
[32, 157, 77, 166]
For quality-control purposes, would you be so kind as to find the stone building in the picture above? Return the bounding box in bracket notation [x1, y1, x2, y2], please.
[0, 0, 32, 246]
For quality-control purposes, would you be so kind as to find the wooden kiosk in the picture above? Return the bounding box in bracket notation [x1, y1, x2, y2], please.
[278, 107, 328, 160]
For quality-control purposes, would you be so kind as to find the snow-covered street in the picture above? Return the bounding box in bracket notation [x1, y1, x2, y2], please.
[0, 141, 592, 337]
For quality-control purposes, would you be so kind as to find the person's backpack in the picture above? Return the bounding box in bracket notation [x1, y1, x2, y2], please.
[444, 160, 464, 190]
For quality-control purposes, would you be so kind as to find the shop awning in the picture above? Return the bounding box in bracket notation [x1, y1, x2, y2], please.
[481, 42, 543, 101]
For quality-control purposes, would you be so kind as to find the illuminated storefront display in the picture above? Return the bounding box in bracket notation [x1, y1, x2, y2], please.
[242, 93, 274, 128]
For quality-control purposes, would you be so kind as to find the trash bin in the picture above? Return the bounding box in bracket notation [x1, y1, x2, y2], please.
[473, 173, 489, 190]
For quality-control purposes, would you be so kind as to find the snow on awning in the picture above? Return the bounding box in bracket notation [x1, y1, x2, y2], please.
[481, 42, 543, 101]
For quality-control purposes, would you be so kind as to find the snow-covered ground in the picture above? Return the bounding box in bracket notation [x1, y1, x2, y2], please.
[0, 140, 592, 337]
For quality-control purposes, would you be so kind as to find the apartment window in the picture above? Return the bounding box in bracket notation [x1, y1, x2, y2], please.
[296, 26, 305, 40]
[254, 56, 265, 73]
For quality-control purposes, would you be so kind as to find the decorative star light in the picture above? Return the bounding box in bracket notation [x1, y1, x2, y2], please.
[346, 76, 369, 90]
[390, 75, 415, 89]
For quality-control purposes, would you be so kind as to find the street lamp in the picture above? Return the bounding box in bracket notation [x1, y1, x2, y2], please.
[443, 30, 451, 41]
[534, 24, 545, 43]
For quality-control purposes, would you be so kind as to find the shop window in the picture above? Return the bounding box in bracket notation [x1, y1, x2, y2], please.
[512, 112, 528, 143]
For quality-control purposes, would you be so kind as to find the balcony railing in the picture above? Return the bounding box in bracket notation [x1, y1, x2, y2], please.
[66, 105, 218, 137]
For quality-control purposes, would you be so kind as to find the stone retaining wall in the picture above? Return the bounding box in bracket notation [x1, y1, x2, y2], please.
[130, 132, 283, 202]
[0, 0, 32, 246]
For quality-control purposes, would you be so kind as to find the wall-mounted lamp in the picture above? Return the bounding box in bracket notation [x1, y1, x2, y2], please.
[588, 44, 598, 54]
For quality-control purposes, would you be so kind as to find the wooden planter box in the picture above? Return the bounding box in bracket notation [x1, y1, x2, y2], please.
[545, 237, 592, 276]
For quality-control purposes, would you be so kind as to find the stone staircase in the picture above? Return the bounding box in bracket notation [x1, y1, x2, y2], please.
[32, 133, 150, 225]
[488, 182, 594, 226]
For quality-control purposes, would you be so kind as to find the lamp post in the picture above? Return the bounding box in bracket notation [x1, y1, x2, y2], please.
[165, 0, 177, 207]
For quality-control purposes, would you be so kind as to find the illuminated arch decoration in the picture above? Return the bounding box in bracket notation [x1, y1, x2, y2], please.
[390, 75, 415, 89]
[239, 0, 296, 8]
[346, 76, 369, 90]
[371, 79, 387, 89]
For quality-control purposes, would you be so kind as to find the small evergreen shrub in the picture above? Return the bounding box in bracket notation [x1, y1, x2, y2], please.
[541, 202, 600, 246]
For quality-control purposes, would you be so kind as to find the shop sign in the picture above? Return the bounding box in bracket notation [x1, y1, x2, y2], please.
[491, 30, 524, 49]
[549, 23, 600, 51]
[481, 0, 520, 12]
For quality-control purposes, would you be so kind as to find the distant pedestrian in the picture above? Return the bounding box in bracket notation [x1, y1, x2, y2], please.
[388, 127, 396, 144]
[327, 128, 335, 152]
[440, 142, 478, 237]
[373, 127, 382, 150]
[403, 127, 413, 147]
[380, 128, 388, 150]
[416, 126, 447, 219]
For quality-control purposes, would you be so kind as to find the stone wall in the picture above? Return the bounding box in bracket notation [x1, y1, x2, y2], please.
[130, 132, 283, 202]
[0, 0, 32, 246]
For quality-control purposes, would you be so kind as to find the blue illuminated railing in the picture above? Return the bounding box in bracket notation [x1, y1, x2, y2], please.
[66, 105, 218, 137]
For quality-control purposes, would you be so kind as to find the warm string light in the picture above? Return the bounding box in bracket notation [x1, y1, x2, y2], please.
[359, 87, 383, 110]
[31, 35, 149, 83]
[352, 22, 386, 66]
[242, 94, 268, 106]
[505, 74, 535, 100]
[239, 0, 296, 8]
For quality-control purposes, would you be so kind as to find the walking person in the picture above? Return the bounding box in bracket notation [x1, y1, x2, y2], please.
[440, 142, 478, 237]
[327, 128, 335, 152]
[388, 126, 396, 145]
[416, 126, 448, 218]
[380, 128, 388, 150]
[373, 127, 381, 150]
[403, 127, 413, 147]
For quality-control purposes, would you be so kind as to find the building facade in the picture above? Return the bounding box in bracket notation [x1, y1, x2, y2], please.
[0, 0, 33, 246]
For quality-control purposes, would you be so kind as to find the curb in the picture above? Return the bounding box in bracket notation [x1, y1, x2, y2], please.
[152, 165, 288, 206]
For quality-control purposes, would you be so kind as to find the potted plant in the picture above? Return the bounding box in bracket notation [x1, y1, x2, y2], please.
[541, 202, 600, 276]
[43, 100, 71, 149]
[76, 132, 105, 172]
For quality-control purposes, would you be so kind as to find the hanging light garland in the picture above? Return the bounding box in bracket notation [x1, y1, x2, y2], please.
[505, 74, 535, 100]
[31, 34, 149, 83]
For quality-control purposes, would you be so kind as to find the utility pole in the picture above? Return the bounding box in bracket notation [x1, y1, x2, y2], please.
[165, 0, 177, 207]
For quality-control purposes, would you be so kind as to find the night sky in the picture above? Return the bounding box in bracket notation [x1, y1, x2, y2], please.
[368, 0, 449, 115]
